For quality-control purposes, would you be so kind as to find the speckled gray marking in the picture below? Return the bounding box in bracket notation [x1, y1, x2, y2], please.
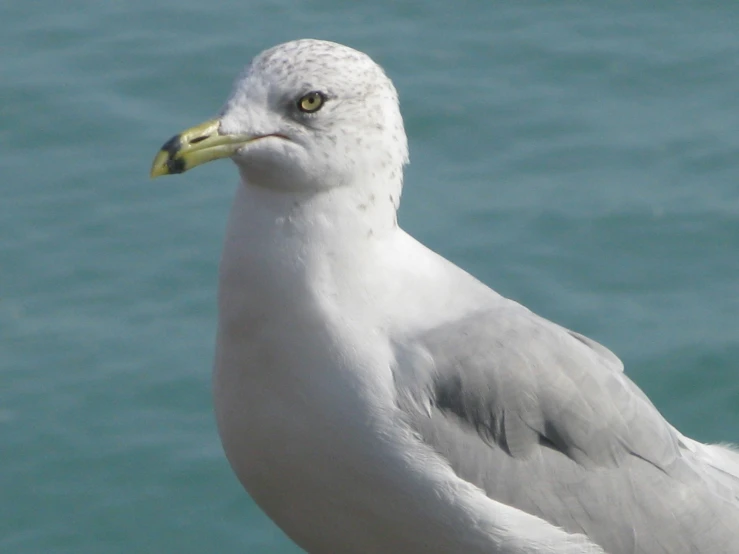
[219, 39, 409, 197]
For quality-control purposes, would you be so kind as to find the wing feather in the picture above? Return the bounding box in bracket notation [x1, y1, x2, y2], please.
[393, 299, 739, 553]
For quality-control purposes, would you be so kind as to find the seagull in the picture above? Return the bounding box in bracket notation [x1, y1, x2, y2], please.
[150, 39, 739, 553]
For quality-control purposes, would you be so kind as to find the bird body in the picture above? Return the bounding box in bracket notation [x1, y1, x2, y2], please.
[152, 39, 739, 553]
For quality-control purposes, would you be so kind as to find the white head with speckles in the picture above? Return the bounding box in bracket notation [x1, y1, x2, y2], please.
[218, 39, 409, 197]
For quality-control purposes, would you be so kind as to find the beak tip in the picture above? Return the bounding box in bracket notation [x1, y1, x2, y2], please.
[150, 118, 230, 180]
[150, 165, 167, 179]
[150, 150, 173, 179]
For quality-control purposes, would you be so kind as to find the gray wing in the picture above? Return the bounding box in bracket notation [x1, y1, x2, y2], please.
[393, 299, 739, 554]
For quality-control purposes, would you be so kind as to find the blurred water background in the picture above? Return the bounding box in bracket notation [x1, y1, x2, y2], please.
[3, 1, 739, 552]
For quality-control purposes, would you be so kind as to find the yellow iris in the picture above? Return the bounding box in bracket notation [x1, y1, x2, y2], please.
[298, 92, 324, 113]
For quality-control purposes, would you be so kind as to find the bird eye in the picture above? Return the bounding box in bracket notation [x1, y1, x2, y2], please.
[297, 91, 326, 113]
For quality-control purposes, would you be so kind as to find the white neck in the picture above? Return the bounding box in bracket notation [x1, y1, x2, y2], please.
[217, 174, 403, 331]
[236, 169, 401, 241]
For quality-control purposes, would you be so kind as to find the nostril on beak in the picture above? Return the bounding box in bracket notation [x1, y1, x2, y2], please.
[190, 135, 209, 144]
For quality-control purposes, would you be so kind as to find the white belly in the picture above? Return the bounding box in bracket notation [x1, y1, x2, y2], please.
[212, 320, 408, 553]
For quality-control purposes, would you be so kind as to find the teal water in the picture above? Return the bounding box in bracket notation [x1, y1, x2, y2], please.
[3, 2, 739, 552]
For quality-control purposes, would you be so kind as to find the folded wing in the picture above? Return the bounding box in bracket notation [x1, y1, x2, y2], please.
[394, 299, 739, 553]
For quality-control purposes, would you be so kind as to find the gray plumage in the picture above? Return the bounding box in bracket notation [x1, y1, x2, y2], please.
[395, 298, 739, 553]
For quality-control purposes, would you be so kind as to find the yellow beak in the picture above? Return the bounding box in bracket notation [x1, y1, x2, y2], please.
[150, 119, 257, 178]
